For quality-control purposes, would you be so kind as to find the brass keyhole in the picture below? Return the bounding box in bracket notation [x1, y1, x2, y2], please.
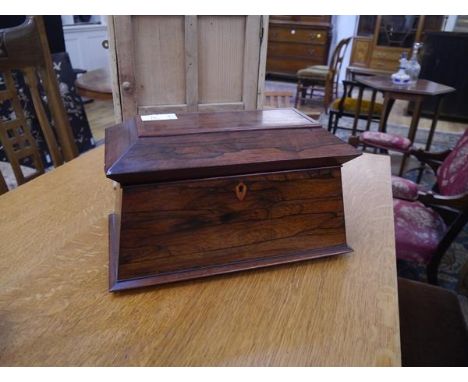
[235, 182, 247, 201]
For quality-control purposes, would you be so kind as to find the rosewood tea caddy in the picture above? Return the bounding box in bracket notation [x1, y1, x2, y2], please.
[105, 109, 360, 291]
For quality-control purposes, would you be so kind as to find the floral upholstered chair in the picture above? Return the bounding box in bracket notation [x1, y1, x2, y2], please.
[353, 131, 412, 153]
[354, 130, 468, 284]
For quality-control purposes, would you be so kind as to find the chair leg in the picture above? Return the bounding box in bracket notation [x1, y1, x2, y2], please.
[348, 135, 360, 147]
[0, 170, 8, 195]
[427, 261, 439, 285]
[399, 153, 409, 176]
[324, 81, 332, 110]
[416, 165, 425, 184]
[333, 113, 340, 134]
[426, 212, 468, 285]
[294, 82, 302, 108]
[327, 111, 334, 132]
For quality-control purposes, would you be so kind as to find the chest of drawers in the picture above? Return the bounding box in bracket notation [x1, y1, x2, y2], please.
[266, 16, 332, 78]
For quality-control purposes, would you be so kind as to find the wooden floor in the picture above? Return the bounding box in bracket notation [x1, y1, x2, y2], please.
[84, 99, 116, 142]
[84, 94, 467, 145]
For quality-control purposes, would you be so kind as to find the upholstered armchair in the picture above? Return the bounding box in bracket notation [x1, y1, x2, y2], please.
[352, 130, 468, 284]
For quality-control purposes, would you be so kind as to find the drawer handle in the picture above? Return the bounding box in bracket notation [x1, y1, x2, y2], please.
[235, 181, 248, 201]
[290, 29, 296, 35]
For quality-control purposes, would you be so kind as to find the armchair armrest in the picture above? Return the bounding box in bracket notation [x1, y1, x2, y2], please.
[409, 148, 452, 174]
[353, 131, 412, 153]
[418, 190, 468, 210]
[392, 176, 419, 201]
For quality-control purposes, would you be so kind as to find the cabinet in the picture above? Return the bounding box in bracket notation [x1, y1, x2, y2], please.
[266, 16, 332, 79]
[413, 32, 468, 121]
[109, 16, 268, 121]
[349, 16, 445, 75]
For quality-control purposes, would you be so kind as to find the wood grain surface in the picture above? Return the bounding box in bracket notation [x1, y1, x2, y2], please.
[356, 76, 455, 96]
[110, 16, 265, 117]
[0, 146, 400, 366]
[113, 167, 350, 289]
[105, 109, 360, 185]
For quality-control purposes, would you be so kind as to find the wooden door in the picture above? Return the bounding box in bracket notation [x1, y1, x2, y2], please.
[109, 16, 268, 121]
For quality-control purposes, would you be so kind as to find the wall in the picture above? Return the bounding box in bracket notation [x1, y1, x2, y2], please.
[62, 15, 110, 71]
[330, 15, 358, 84]
[444, 15, 458, 31]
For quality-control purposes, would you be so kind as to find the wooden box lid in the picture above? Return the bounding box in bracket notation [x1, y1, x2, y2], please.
[104, 109, 360, 185]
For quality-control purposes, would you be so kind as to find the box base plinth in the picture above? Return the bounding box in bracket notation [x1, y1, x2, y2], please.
[108, 213, 352, 292]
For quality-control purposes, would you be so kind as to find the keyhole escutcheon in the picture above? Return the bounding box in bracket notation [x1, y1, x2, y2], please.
[235, 181, 247, 201]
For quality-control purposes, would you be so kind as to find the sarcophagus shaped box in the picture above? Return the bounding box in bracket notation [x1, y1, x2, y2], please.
[105, 109, 360, 291]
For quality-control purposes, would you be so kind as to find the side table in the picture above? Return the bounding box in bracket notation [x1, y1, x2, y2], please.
[355, 76, 455, 175]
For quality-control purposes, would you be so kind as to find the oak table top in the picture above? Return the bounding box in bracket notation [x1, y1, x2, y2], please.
[0, 146, 400, 366]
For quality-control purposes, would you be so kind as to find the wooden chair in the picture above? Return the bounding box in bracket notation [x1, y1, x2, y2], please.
[0, 16, 78, 186]
[398, 277, 468, 366]
[263, 91, 321, 121]
[263, 91, 293, 109]
[295, 37, 352, 110]
[0, 168, 7, 195]
[327, 80, 383, 136]
[351, 130, 468, 284]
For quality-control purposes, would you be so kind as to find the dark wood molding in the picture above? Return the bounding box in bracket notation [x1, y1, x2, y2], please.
[105, 109, 360, 291]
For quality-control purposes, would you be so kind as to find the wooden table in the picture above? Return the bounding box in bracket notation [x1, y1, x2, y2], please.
[0, 146, 400, 366]
[356, 76, 455, 175]
[346, 65, 392, 81]
[75, 68, 112, 100]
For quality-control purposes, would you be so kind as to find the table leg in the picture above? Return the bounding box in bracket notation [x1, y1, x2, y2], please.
[294, 82, 302, 108]
[378, 94, 395, 133]
[426, 95, 443, 151]
[399, 97, 423, 176]
[365, 89, 377, 131]
[351, 86, 364, 136]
